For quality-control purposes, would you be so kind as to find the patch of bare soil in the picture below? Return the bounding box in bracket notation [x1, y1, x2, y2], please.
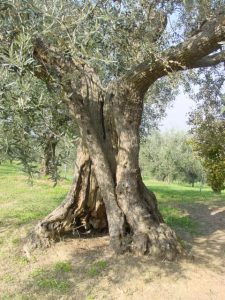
[1, 201, 225, 300]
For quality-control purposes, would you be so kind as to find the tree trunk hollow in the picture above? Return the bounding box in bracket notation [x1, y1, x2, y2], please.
[25, 85, 184, 260]
[25, 144, 107, 251]
[26, 144, 183, 260]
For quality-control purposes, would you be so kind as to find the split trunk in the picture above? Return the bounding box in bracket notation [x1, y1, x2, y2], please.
[27, 80, 183, 260]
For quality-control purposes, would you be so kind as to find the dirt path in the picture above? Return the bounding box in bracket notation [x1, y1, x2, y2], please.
[1, 200, 225, 299]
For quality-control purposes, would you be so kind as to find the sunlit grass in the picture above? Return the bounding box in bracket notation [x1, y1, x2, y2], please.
[1, 163, 224, 240]
[144, 178, 224, 203]
[1, 162, 225, 299]
[0, 162, 70, 229]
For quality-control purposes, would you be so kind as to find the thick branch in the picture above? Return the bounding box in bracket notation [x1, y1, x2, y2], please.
[190, 51, 225, 68]
[126, 11, 225, 93]
[33, 38, 74, 83]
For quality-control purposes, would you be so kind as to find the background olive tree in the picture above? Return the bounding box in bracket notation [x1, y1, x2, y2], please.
[140, 130, 205, 185]
[0, 70, 78, 182]
[189, 72, 225, 193]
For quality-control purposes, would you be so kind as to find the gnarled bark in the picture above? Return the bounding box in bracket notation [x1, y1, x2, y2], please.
[26, 79, 183, 259]
[26, 143, 107, 251]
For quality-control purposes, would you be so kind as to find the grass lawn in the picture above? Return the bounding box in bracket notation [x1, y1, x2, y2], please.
[0, 162, 224, 299]
[0, 162, 71, 228]
[144, 178, 225, 235]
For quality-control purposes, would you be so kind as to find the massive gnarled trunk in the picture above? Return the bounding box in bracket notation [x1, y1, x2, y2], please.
[25, 12, 225, 259]
[27, 77, 183, 260]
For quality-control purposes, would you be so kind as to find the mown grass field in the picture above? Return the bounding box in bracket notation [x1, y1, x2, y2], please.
[0, 162, 225, 299]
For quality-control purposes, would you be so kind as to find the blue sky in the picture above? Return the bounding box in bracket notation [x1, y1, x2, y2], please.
[160, 93, 196, 132]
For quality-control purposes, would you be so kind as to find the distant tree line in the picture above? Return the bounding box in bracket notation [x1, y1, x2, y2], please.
[140, 131, 205, 186]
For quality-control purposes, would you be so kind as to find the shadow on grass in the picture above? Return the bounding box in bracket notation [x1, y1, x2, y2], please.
[16, 239, 186, 299]
[62, 208, 225, 298]
[1, 164, 225, 299]
[177, 201, 225, 236]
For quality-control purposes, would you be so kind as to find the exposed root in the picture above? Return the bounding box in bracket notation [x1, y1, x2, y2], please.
[23, 222, 59, 258]
[132, 223, 185, 260]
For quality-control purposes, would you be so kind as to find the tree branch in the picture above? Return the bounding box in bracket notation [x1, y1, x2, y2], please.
[125, 11, 225, 94]
[190, 51, 225, 68]
[32, 38, 101, 96]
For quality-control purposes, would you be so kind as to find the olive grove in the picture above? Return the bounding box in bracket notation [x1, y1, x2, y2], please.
[140, 131, 205, 185]
[1, 0, 225, 259]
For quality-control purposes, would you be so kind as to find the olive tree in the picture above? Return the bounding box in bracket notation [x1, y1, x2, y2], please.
[0, 70, 77, 180]
[1, 0, 225, 259]
[189, 72, 225, 193]
[140, 131, 205, 185]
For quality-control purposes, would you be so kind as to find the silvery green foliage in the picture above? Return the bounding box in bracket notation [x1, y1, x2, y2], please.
[0, 0, 225, 179]
[1, 0, 224, 79]
[140, 130, 205, 184]
[0, 69, 77, 181]
[188, 70, 225, 192]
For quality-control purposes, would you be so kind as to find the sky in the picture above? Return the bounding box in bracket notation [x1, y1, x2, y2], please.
[160, 93, 196, 132]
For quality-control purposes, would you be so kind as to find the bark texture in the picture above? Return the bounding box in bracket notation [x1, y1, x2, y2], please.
[26, 143, 107, 251]
[26, 75, 183, 259]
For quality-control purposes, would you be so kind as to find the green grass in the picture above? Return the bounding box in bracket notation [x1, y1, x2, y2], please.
[54, 261, 73, 272]
[0, 162, 70, 231]
[1, 162, 225, 299]
[1, 162, 224, 243]
[159, 205, 198, 234]
[144, 178, 225, 234]
[31, 267, 70, 291]
[88, 260, 108, 277]
[144, 178, 223, 203]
